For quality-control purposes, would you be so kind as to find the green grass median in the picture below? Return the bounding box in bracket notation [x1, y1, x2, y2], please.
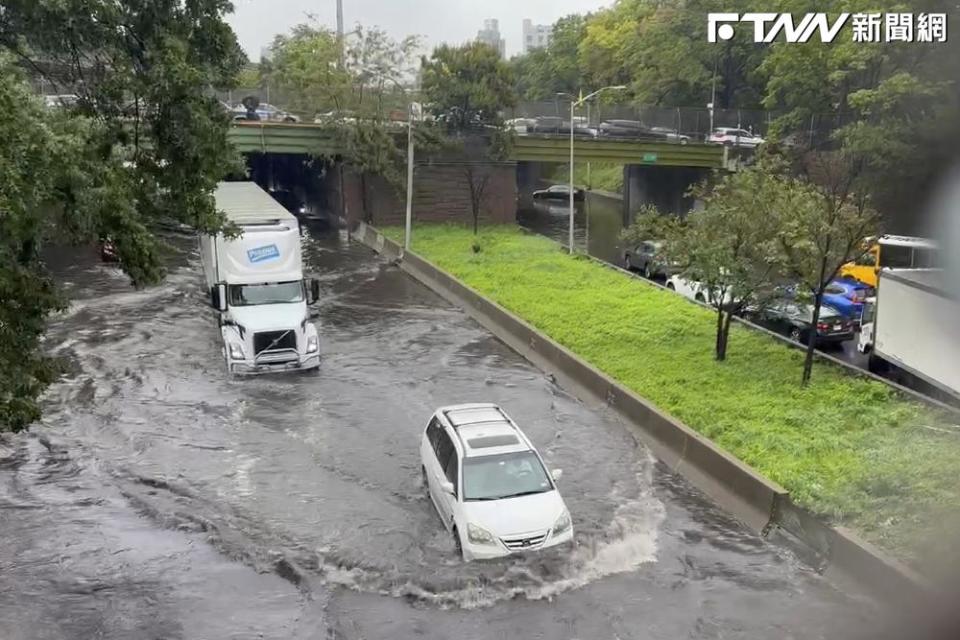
[384, 223, 960, 567]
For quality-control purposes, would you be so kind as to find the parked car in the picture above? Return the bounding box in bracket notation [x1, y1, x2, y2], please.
[822, 278, 876, 325]
[649, 126, 690, 144]
[532, 184, 585, 202]
[745, 301, 854, 345]
[708, 127, 765, 148]
[665, 274, 732, 305]
[419, 403, 572, 561]
[623, 241, 677, 279]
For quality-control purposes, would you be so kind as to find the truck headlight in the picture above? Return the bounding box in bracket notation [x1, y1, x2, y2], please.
[467, 523, 496, 546]
[552, 510, 571, 536]
[229, 342, 245, 360]
[305, 335, 318, 354]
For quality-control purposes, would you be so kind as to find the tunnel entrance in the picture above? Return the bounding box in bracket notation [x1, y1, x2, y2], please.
[241, 152, 339, 227]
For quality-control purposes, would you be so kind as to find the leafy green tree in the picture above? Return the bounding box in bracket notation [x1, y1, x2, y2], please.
[776, 152, 880, 385]
[622, 165, 799, 361]
[0, 0, 243, 430]
[511, 14, 589, 100]
[580, 0, 764, 108]
[420, 42, 517, 129]
[267, 24, 349, 114]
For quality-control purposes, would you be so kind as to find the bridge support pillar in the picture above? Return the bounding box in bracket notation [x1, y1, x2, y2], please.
[622, 164, 709, 225]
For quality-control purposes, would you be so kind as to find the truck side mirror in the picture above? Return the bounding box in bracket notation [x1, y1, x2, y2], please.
[307, 278, 320, 304]
[210, 284, 227, 311]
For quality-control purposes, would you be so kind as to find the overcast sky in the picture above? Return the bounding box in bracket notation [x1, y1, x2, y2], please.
[227, 0, 612, 60]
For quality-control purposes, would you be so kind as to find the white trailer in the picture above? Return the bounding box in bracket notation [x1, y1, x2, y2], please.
[859, 268, 959, 401]
[203, 182, 320, 374]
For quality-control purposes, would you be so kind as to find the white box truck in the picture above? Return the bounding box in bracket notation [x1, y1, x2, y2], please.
[203, 182, 320, 374]
[858, 268, 959, 402]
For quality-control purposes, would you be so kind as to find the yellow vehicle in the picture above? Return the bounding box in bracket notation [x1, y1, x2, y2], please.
[838, 235, 939, 287]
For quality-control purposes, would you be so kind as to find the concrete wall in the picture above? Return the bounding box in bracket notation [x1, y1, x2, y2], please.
[325, 163, 518, 227]
[622, 164, 709, 224]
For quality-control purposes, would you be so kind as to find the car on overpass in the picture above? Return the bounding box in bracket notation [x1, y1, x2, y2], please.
[420, 403, 572, 561]
[649, 126, 691, 144]
[708, 127, 765, 148]
[532, 184, 585, 202]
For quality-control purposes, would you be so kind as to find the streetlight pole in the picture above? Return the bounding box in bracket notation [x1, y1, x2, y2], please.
[565, 85, 626, 255]
[404, 102, 420, 251]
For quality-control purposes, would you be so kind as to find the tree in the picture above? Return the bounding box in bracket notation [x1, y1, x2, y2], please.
[420, 42, 517, 129]
[579, 0, 765, 108]
[0, 0, 244, 430]
[511, 14, 590, 100]
[459, 128, 513, 234]
[622, 165, 797, 361]
[267, 23, 349, 114]
[776, 152, 880, 385]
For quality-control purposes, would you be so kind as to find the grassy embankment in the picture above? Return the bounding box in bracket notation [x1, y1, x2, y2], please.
[384, 223, 960, 566]
[550, 162, 623, 194]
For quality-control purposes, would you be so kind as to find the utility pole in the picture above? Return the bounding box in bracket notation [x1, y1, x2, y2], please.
[336, 0, 345, 69]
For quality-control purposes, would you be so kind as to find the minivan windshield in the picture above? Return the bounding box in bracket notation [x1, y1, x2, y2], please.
[462, 451, 553, 501]
[228, 281, 303, 306]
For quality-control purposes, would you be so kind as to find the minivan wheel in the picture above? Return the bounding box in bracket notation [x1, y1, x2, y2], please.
[789, 327, 802, 342]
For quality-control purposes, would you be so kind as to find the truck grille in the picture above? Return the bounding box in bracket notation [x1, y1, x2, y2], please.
[253, 330, 296, 355]
[500, 531, 548, 551]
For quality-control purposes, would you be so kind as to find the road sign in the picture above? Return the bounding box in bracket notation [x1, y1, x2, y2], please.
[643, 153, 657, 163]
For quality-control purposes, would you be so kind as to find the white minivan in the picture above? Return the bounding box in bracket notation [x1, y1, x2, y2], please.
[419, 404, 573, 561]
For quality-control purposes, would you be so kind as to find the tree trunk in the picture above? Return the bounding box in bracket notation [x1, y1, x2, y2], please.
[802, 289, 824, 385]
[714, 306, 726, 361]
[719, 309, 734, 361]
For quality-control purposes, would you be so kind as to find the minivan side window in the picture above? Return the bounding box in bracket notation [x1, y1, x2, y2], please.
[426, 418, 442, 453]
[444, 453, 459, 498]
[435, 428, 455, 471]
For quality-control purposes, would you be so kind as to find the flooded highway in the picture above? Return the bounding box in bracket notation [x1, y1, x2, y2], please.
[0, 226, 880, 639]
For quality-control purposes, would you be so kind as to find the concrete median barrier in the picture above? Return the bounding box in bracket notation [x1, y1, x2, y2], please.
[354, 222, 929, 603]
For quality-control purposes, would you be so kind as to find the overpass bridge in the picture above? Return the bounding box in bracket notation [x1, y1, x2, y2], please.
[227, 121, 727, 169]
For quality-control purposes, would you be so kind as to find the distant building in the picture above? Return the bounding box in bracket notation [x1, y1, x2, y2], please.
[522, 19, 552, 54]
[477, 18, 506, 59]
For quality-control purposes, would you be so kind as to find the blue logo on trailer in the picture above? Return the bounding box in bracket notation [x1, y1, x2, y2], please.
[247, 244, 280, 263]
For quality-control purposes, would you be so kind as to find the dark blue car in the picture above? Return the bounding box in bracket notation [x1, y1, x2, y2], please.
[822, 279, 876, 324]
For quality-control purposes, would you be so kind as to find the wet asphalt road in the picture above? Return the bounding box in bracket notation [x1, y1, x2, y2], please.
[0, 226, 879, 639]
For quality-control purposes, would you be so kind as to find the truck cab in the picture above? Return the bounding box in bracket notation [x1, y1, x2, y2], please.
[205, 182, 321, 374]
[839, 235, 939, 288]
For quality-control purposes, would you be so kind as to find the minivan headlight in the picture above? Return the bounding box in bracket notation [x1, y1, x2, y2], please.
[305, 335, 319, 354]
[552, 510, 572, 536]
[229, 342, 245, 360]
[467, 523, 496, 546]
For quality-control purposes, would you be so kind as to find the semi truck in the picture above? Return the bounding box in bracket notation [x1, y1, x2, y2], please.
[858, 268, 959, 402]
[203, 181, 321, 374]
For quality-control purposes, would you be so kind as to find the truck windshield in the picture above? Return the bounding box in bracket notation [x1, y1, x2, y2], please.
[228, 281, 303, 306]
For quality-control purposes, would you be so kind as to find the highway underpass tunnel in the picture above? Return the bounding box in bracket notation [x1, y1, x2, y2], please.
[622, 164, 710, 224]
[241, 152, 338, 226]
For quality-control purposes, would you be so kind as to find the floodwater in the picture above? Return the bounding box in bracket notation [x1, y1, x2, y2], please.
[0, 225, 879, 639]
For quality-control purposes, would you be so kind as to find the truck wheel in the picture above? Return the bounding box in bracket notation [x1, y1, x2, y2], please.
[695, 293, 705, 303]
[643, 264, 653, 279]
[666, 282, 675, 291]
